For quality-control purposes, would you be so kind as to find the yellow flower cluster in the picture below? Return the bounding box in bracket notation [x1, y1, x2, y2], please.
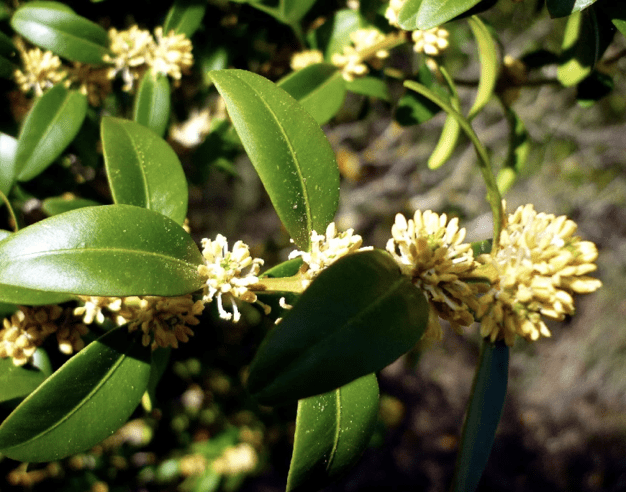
[104, 25, 193, 91]
[331, 28, 390, 81]
[386, 210, 486, 340]
[198, 234, 266, 322]
[289, 222, 371, 287]
[290, 49, 324, 71]
[476, 204, 602, 345]
[386, 206, 601, 345]
[13, 38, 67, 96]
[411, 27, 450, 56]
[0, 305, 88, 366]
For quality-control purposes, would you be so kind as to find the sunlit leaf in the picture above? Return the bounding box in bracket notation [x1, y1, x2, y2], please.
[467, 16, 499, 119]
[163, 0, 207, 37]
[0, 205, 204, 297]
[209, 69, 339, 250]
[398, 0, 482, 30]
[287, 374, 379, 492]
[248, 250, 428, 406]
[133, 71, 171, 137]
[0, 327, 151, 462]
[11, 2, 110, 64]
[15, 84, 87, 182]
[101, 117, 188, 224]
[0, 132, 17, 195]
[278, 64, 346, 125]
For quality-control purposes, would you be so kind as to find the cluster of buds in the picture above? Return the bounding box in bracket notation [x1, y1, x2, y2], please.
[0, 305, 88, 366]
[290, 49, 325, 71]
[13, 24, 193, 102]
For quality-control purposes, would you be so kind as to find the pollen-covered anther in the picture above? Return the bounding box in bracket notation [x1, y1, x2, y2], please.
[386, 210, 484, 340]
[198, 234, 264, 322]
[477, 203, 602, 346]
[289, 222, 371, 288]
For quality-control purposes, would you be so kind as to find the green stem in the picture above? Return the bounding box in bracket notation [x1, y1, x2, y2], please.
[404, 79, 503, 248]
[0, 189, 18, 232]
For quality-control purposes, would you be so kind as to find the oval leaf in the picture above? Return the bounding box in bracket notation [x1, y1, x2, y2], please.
[10, 2, 110, 64]
[0, 349, 50, 404]
[209, 69, 340, 250]
[15, 84, 87, 182]
[133, 70, 171, 137]
[101, 117, 188, 225]
[0, 327, 151, 462]
[0, 284, 74, 305]
[278, 64, 346, 125]
[287, 374, 379, 492]
[398, 0, 482, 30]
[467, 16, 499, 119]
[452, 339, 509, 492]
[345, 76, 391, 102]
[163, 0, 207, 37]
[247, 250, 428, 406]
[428, 113, 461, 169]
[42, 195, 101, 216]
[0, 132, 17, 195]
[547, 0, 598, 18]
[0, 205, 204, 296]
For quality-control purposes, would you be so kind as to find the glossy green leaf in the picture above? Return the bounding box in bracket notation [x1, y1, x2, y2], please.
[278, 64, 346, 125]
[547, 0, 598, 18]
[0, 327, 151, 462]
[467, 16, 498, 119]
[280, 0, 317, 24]
[15, 84, 87, 182]
[0, 204, 204, 297]
[557, 8, 611, 87]
[0, 284, 74, 305]
[209, 69, 340, 250]
[247, 250, 428, 406]
[0, 132, 17, 195]
[398, 0, 482, 30]
[163, 0, 207, 37]
[452, 339, 508, 492]
[133, 70, 171, 137]
[10, 2, 110, 64]
[287, 374, 379, 492]
[101, 117, 188, 225]
[345, 76, 391, 102]
[428, 74, 461, 170]
[0, 349, 51, 403]
[42, 196, 101, 216]
[315, 9, 364, 60]
[261, 258, 303, 279]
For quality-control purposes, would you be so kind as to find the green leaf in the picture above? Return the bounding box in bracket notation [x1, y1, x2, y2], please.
[287, 374, 379, 492]
[278, 64, 346, 125]
[0, 349, 51, 404]
[143, 347, 170, 412]
[0, 132, 17, 195]
[0, 284, 74, 305]
[0, 204, 204, 297]
[345, 76, 391, 102]
[247, 250, 428, 406]
[452, 339, 508, 492]
[163, 0, 207, 37]
[133, 70, 171, 137]
[0, 54, 13, 79]
[42, 196, 101, 216]
[314, 9, 364, 60]
[557, 8, 613, 87]
[101, 117, 188, 225]
[398, 0, 482, 30]
[261, 258, 303, 278]
[10, 1, 110, 64]
[428, 71, 461, 170]
[467, 16, 499, 119]
[0, 326, 151, 462]
[280, 0, 317, 24]
[15, 84, 87, 182]
[547, 0, 598, 18]
[209, 69, 340, 250]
